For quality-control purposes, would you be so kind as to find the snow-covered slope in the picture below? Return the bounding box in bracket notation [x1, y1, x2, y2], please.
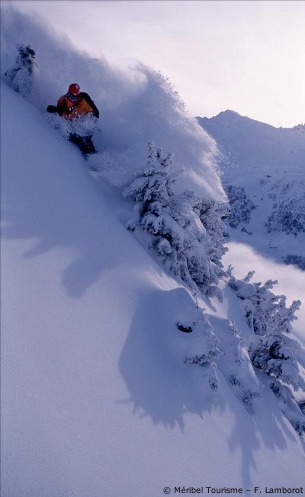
[2, 7, 305, 497]
[198, 111, 305, 269]
[2, 79, 305, 497]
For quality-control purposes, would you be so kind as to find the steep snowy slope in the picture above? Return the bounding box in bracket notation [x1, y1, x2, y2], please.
[2, 5, 305, 497]
[2, 82, 305, 497]
[198, 111, 305, 268]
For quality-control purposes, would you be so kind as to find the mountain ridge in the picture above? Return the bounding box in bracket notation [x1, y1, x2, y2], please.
[197, 110, 305, 269]
[198, 109, 305, 131]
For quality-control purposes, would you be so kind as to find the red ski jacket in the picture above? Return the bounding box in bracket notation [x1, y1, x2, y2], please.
[57, 92, 99, 120]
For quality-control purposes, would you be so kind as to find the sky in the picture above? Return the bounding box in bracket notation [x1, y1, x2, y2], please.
[5, 0, 305, 127]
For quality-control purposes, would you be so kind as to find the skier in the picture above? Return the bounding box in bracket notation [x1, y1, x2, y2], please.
[47, 83, 99, 155]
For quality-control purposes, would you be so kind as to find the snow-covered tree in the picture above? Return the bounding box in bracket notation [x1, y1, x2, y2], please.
[266, 195, 305, 236]
[283, 254, 305, 271]
[266, 377, 305, 435]
[215, 320, 260, 406]
[225, 184, 256, 229]
[179, 309, 220, 391]
[229, 273, 301, 338]
[5, 44, 36, 97]
[123, 141, 228, 297]
[197, 199, 229, 299]
[228, 270, 305, 433]
[249, 333, 303, 391]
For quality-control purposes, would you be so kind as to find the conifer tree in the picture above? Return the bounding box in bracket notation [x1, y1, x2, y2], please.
[123, 141, 228, 297]
[5, 44, 36, 97]
[229, 270, 305, 433]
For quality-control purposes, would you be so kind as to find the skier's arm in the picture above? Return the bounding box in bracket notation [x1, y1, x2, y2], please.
[81, 92, 100, 118]
[46, 96, 67, 116]
[56, 96, 67, 116]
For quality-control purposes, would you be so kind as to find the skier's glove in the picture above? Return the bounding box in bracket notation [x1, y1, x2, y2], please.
[47, 105, 58, 114]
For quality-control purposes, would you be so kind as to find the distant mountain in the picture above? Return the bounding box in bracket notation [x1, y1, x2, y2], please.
[197, 111, 305, 269]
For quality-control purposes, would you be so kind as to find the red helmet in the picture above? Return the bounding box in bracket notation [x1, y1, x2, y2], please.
[68, 83, 80, 96]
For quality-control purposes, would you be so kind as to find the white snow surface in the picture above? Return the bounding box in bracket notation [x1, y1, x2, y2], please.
[1, 8, 305, 497]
